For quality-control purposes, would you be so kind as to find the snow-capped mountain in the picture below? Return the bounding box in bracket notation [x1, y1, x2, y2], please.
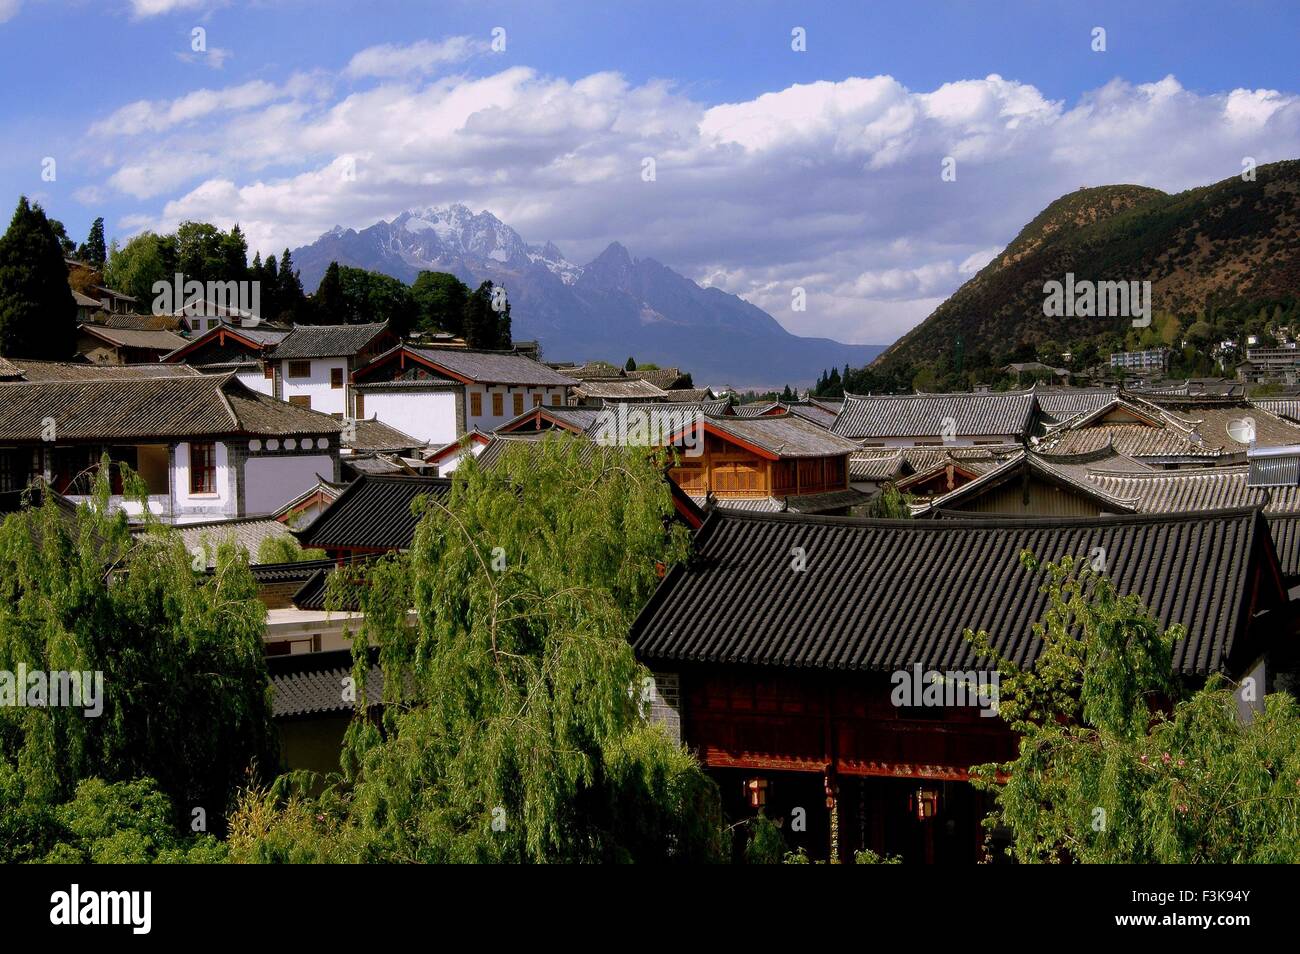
[290, 205, 883, 387]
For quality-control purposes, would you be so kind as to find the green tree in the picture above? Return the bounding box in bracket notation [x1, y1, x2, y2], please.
[865, 483, 913, 518]
[337, 265, 417, 335]
[312, 261, 346, 324]
[277, 249, 306, 322]
[81, 217, 107, 268]
[0, 197, 77, 358]
[49, 219, 77, 256]
[0, 466, 277, 837]
[625, 356, 637, 371]
[32, 778, 227, 864]
[104, 231, 173, 305]
[968, 554, 1300, 863]
[462, 280, 511, 349]
[234, 437, 727, 862]
[257, 536, 326, 564]
[411, 271, 469, 335]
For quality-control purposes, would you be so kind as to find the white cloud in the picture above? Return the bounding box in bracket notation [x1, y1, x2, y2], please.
[89, 80, 280, 136]
[176, 47, 233, 69]
[345, 36, 483, 79]
[129, 0, 204, 17]
[90, 58, 1300, 345]
[0, 0, 21, 25]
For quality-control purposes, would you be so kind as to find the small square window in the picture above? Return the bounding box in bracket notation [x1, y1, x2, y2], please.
[288, 360, 312, 379]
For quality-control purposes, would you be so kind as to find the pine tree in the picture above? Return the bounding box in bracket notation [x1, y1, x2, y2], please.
[260, 253, 279, 324]
[312, 262, 345, 324]
[0, 197, 77, 358]
[625, 356, 637, 371]
[462, 281, 511, 349]
[278, 249, 305, 322]
[82, 217, 107, 268]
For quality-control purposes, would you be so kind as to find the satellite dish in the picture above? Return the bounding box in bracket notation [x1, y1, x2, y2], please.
[1227, 417, 1256, 444]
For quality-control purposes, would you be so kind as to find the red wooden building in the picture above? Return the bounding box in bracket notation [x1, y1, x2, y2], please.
[630, 507, 1296, 862]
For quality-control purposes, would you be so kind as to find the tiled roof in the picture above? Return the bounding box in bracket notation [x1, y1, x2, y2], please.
[9, 360, 200, 382]
[1033, 387, 1120, 424]
[162, 324, 288, 362]
[1136, 379, 1244, 398]
[270, 322, 390, 359]
[99, 313, 187, 332]
[78, 324, 187, 351]
[850, 449, 905, 482]
[626, 367, 688, 389]
[1086, 467, 1300, 514]
[407, 347, 578, 386]
[662, 387, 712, 403]
[494, 405, 605, 434]
[1145, 398, 1300, 453]
[914, 449, 1143, 515]
[1265, 514, 1300, 580]
[561, 361, 625, 381]
[698, 412, 860, 458]
[343, 454, 415, 476]
[851, 444, 1023, 483]
[0, 372, 342, 441]
[171, 517, 296, 568]
[784, 401, 840, 430]
[1252, 399, 1300, 424]
[733, 401, 780, 417]
[692, 488, 866, 515]
[572, 378, 668, 400]
[343, 417, 424, 452]
[476, 432, 601, 471]
[833, 390, 1037, 440]
[295, 474, 451, 550]
[630, 508, 1280, 677]
[268, 649, 385, 719]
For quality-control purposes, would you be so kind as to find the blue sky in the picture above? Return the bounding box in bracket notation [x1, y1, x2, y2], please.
[2, 0, 1298, 344]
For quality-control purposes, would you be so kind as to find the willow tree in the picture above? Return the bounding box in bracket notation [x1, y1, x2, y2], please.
[247, 435, 726, 862]
[0, 465, 275, 854]
[968, 554, 1300, 863]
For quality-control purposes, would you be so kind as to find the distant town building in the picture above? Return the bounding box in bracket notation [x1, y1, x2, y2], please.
[1109, 348, 1170, 373]
[1238, 344, 1300, 383]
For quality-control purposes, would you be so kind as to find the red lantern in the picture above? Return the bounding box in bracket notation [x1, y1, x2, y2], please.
[909, 786, 939, 821]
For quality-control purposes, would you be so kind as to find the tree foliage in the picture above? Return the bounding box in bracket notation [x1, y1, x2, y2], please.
[0, 466, 277, 846]
[462, 279, 512, 349]
[411, 270, 469, 335]
[0, 197, 77, 358]
[232, 437, 726, 862]
[968, 554, 1300, 863]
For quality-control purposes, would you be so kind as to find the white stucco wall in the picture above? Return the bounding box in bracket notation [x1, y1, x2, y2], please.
[244, 454, 336, 515]
[236, 369, 274, 396]
[465, 384, 565, 432]
[435, 440, 488, 476]
[173, 440, 234, 519]
[363, 390, 459, 446]
[280, 357, 348, 416]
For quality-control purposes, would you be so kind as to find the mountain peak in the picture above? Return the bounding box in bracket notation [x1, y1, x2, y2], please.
[288, 204, 884, 386]
[592, 240, 632, 265]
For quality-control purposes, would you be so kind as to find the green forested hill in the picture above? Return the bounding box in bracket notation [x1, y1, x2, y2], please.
[872, 160, 1300, 379]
